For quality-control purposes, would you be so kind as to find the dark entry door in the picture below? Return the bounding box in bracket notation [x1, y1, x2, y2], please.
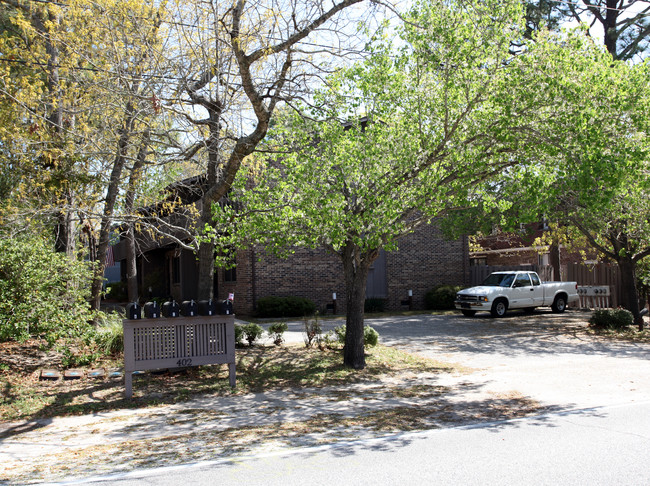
[366, 250, 387, 298]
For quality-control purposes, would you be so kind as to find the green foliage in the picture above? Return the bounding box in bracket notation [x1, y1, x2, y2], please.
[303, 314, 323, 348]
[0, 236, 96, 345]
[234, 324, 245, 347]
[241, 323, 265, 346]
[60, 348, 100, 369]
[333, 325, 346, 345]
[425, 285, 464, 310]
[105, 281, 128, 302]
[364, 298, 386, 313]
[333, 325, 379, 348]
[267, 322, 288, 346]
[94, 312, 124, 356]
[364, 326, 380, 347]
[588, 309, 634, 330]
[255, 296, 316, 318]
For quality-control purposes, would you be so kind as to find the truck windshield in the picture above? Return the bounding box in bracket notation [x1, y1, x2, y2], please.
[481, 273, 515, 287]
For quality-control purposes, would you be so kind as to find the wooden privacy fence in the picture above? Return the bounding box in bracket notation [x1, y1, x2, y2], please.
[470, 263, 623, 309]
[566, 263, 620, 308]
[470, 265, 554, 287]
[123, 315, 236, 398]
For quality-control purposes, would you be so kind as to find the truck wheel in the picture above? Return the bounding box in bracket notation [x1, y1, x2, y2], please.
[490, 299, 508, 318]
[461, 310, 476, 317]
[552, 295, 567, 313]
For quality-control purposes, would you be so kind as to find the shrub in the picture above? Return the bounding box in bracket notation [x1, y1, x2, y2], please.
[424, 284, 464, 310]
[94, 312, 124, 355]
[241, 323, 265, 346]
[364, 298, 386, 313]
[589, 308, 634, 330]
[333, 324, 346, 344]
[364, 326, 379, 347]
[234, 324, 245, 346]
[332, 324, 379, 348]
[268, 322, 288, 346]
[303, 314, 322, 348]
[256, 296, 316, 318]
[60, 348, 100, 368]
[0, 235, 97, 345]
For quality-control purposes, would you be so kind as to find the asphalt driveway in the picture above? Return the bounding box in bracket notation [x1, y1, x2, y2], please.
[274, 309, 650, 410]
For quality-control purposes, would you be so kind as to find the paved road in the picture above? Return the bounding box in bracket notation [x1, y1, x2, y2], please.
[53, 400, 650, 485]
[9, 311, 650, 485]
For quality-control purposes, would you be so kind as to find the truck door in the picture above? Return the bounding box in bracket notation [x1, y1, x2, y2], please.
[511, 273, 535, 308]
[529, 272, 545, 306]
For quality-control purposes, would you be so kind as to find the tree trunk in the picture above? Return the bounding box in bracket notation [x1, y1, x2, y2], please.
[341, 243, 378, 370]
[617, 256, 642, 330]
[549, 242, 561, 281]
[54, 193, 75, 257]
[197, 229, 215, 301]
[90, 103, 137, 311]
[124, 131, 150, 303]
[125, 229, 139, 302]
[196, 109, 221, 301]
[40, 9, 74, 257]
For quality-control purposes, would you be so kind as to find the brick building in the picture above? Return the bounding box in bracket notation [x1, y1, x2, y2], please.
[217, 223, 469, 315]
[470, 223, 600, 280]
[111, 175, 469, 316]
[114, 221, 469, 316]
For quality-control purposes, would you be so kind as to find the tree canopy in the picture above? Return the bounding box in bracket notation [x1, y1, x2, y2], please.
[207, 0, 650, 367]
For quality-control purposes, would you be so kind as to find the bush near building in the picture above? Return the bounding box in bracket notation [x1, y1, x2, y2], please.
[0, 236, 96, 345]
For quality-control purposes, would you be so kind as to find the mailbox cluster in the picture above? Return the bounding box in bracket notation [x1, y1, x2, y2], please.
[125, 299, 233, 320]
[576, 286, 610, 296]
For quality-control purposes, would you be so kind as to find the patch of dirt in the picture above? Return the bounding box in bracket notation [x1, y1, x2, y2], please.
[0, 339, 64, 373]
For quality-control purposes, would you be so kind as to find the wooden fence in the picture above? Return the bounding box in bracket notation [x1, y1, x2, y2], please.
[469, 265, 554, 287]
[470, 263, 621, 309]
[565, 263, 620, 308]
[123, 315, 236, 398]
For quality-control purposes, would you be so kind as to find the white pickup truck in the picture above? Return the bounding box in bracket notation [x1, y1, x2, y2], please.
[455, 271, 579, 317]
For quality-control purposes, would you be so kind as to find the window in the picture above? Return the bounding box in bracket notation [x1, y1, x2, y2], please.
[224, 257, 236, 282]
[514, 274, 531, 287]
[539, 253, 550, 267]
[530, 273, 541, 286]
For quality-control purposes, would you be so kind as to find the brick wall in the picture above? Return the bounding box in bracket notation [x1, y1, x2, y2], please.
[220, 247, 345, 316]
[219, 223, 468, 316]
[386, 224, 468, 310]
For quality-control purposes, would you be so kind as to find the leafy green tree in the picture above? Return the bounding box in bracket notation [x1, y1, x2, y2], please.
[211, 0, 605, 368]
[1, 0, 175, 308]
[454, 32, 650, 326]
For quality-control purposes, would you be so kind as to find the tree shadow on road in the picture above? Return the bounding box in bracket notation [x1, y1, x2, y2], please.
[372, 311, 650, 359]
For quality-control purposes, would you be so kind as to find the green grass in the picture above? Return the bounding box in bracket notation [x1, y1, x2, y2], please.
[0, 344, 461, 423]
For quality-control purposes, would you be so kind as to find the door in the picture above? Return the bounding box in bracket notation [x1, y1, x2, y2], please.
[529, 272, 545, 306]
[366, 250, 387, 299]
[510, 273, 535, 308]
